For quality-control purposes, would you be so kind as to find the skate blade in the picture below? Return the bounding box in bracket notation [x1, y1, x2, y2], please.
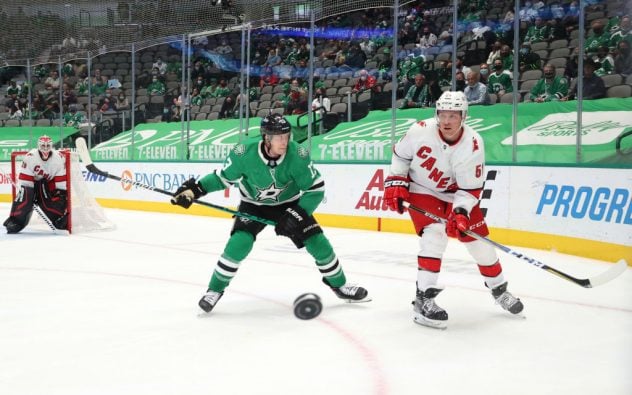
[343, 296, 372, 303]
[413, 314, 447, 330]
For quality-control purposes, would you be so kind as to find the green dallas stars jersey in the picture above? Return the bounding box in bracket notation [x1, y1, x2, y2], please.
[198, 140, 325, 215]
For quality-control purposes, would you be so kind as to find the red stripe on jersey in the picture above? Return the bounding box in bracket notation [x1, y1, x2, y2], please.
[478, 261, 502, 277]
[418, 256, 441, 272]
[53, 175, 67, 182]
[461, 188, 482, 199]
[19, 174, 35, 182]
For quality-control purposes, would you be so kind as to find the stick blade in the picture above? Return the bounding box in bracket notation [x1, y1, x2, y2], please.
[75, 137, 93, 166]
[589, 259, 628, 288]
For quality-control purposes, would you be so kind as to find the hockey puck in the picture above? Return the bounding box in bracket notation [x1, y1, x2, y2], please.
[293, 293, 322, 320]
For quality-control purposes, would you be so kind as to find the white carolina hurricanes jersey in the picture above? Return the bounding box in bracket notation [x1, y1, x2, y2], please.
[18, 149, 67, 190]
[390, 118, 485, 212]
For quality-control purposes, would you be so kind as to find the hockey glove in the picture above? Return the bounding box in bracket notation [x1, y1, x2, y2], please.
[171, 178, 207, 209]
[275, 205, 310, 238]
[383, 175, 409, 214]
[446, 207, 470, 238]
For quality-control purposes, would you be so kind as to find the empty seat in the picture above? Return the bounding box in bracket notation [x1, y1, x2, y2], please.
[520, 69, 542, 81]
[606, 85, 632, 98]
[601, 74, 622, 88]
[548, 48, 570, 59]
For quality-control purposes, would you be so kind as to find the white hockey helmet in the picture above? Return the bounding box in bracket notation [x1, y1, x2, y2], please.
[435, 91, 468, 127]
[37, 135, 53, 158]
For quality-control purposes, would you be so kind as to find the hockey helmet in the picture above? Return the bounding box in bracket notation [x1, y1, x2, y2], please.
[260, 113, 291, 138]
[435, 91, 468, 127]
[37, 135, 53, 157]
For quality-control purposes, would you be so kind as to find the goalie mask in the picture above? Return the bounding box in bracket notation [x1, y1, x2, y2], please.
[435, 91, 468, 129]
[37, 135, 53, 160]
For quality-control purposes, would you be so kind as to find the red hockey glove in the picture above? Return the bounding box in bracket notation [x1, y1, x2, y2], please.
[384, 175, 409, 214]
[446, 207, 470, 238]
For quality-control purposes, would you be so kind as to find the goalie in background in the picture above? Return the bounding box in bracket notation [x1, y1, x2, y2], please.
[171, 114, 370, 314]
[3, 135, 68, 233]
[383, 91, 523, 329]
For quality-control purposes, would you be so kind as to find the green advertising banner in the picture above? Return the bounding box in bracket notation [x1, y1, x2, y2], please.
[0, 127, 78, 160]
[1, 98, 630, 165]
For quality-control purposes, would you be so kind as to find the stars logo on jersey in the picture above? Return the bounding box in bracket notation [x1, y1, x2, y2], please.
[297, 145, 309, 159]
[233, 144, 246, 156]
[255, 182, 285, 202]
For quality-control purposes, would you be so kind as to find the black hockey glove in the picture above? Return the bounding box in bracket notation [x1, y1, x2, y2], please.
[171, 178, 207, 209]
[275, 205, 310, 238]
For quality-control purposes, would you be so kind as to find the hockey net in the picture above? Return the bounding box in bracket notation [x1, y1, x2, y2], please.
[10, 150, 115, 234]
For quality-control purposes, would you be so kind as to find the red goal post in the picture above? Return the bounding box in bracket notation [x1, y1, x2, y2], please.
[10, 150, 114, 234]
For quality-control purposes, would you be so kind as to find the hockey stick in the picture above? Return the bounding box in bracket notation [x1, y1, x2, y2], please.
[401, 201, 627, 288]
[74, 137, 276, 226]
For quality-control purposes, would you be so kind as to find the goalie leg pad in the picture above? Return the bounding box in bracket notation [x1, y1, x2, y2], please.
[4, 186, 36, 233]
[35, 181, 68, 230]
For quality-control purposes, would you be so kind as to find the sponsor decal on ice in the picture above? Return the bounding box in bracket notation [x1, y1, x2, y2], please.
[502, 111, 630, 146]
[536, 184, 632, 224]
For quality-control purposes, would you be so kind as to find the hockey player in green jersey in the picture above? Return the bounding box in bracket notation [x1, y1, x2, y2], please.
[171, 114, 371, 313]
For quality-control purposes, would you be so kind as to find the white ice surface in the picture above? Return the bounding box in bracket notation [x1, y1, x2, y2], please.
[0, 205, 630, 395]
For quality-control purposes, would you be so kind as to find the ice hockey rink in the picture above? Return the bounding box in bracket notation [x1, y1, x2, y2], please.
[0, 205, 630, 395]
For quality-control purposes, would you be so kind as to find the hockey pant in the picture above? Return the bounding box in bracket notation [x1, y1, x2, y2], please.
[407, 193, 505, 291]
[3, 180, 68, 233]
[206, 201, 346, 292]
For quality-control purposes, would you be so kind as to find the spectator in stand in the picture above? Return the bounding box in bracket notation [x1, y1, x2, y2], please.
[398, 55, 420, 89]
[147, 76, 166, 96]
[286, 80, 308, 115]
[293, 58, 309, 80]
[614, 40, 632, 75]
[201, 78, 218, 99]
[190, 88, 204, 106]
[259, 66, 279, 90]
[63, 104, 84, 127]
[585, 19, 611, 56]
[547, 17, 568, 41]
[561, 58, 606, 100]
[334, 42, 349, 68]
[152, 57, 167, 76]
[437, 23, 453, 47]
[61, 83, 77, 109]
[529, 63, 569, 102]
[7, 98, 24, 120]
[212, 79, 231, 98]
[218, 94, 236, 119]
[115, 92, 130, 111]
[311, 87, 331, 116]
[455, 71, 466, 91]
[479, 63, 490, 84]
[565, 47, 581, 81]
[44, 70, 60, 93]
[214, 38, 233, 56]
[29, 92, 46, 119]
[418, 26, 437, 52]
[593, 45, 615, 76]
[191, 60, 205, 81]
[523, 17, 550, 45]
[346, 43, 367, 70]
[274, 83, 292, 113]
[437, 60, 452, 88]
[92, 68, 108, 86]
[500, 45, 514, 77]
[320, 39, 340, 60]
[519, 42, 542, 72]
[488, 59, 513, 98]
[263, 48, 282, 68]
[519, 1, 539, 23]
[609, 15, 631, 50]
[98, 89, 116, 113]
[464, 71, 490, 105]
[455, 56, 471, 79]
[401, 73, 431, 109]
[353, 69, 380, 93]
[193, 75, 206, 93]
[486, 41, 502, 67]
[92, 78, 107, 97]
[6, 80, 20, 97]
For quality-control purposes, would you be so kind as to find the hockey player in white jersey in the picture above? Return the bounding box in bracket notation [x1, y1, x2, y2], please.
[383, 91, 523, 329]
[3, 135, 68, 233]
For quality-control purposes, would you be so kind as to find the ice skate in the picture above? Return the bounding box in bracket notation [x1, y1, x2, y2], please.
[413, 287, 448, 329]
[324, 279, 371, 303]
[491, 282, 524, 315]
[198, 290, 224, 313]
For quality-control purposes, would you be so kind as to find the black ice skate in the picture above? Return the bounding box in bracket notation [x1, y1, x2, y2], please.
[323, 279, 371, 303]
[491, 282, 524, 314]
[413, 287, 448, 329]
[198, 290, 224, 313]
